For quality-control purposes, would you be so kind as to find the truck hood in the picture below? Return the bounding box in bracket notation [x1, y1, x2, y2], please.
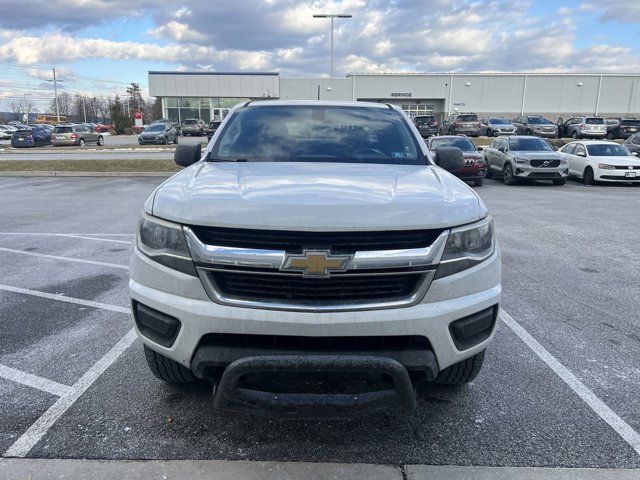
[150, 162, 486, 231]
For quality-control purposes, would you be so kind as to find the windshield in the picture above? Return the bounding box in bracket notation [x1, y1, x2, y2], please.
[509, 137, 554, 151]
[458, 114, 477, 122]
[528, 117, 550, 124]
[145, 124, 165, 132]
[430, 137, 476, 152]
[621, 120, 640, 126]
[488, 118, 509, 125]
[585, 117, 604, 125]
[211, 105, 422, 165]
[586, 144, 630, 156]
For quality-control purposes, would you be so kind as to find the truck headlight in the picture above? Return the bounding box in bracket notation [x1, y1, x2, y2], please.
[436, 217, 495, 278]
[137, 213, 196, 276]
[597, 163, 615, 170]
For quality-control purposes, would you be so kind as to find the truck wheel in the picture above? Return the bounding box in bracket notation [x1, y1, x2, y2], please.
[435, 350, 485, 385]
[144, 345, 198, 383]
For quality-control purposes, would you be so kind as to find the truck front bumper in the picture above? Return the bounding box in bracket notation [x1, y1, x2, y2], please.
[129, 244, 501, 375]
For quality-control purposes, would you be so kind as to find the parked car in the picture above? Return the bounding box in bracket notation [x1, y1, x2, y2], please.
[138, 122, 178, 145]
[428, 135, 486, 186]
[181, 118, 207, 136]
[153, 119, 181, 135]
[481, 117, 517, 137]
[132, 101, 501, 415]
[10, 125, 52, 147]
[413, 114, 439, 137]
[623, 132, 640, 156]
[557, 116, 607, 139]
[605, 118, 640, 140]
[0, 125, 16, 140]
[483, 135, 568, 185]
[512, 115, 558, 138]
[52, 124, 104, 146]
[206, 120, 222, 141]
[94, 124, 115, 134]
[558, 140, 640, 185]
[440, 113, 482, 136]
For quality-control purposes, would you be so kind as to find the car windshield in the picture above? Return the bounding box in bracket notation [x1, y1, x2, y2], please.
[586, 144, 630, 156]
[458, 115, 477, 122]
[622, 120, 640, 126]
[54, 126, 73, 133]
[528, 117, 549, 124]
[509, 137, 554, 151]
[488, 118, 508, 125]
[145, 124, 165, 132]
[585, 117, 604, 125]
[430, 137, 476, 152]
[211, 105, 422, 165]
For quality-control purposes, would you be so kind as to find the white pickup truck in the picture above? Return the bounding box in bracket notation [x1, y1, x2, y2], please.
[129, 100, 501, 417]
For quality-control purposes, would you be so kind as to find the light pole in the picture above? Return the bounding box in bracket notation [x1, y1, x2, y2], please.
[52, 67, 60, 123]
[313, 13, 352, 82]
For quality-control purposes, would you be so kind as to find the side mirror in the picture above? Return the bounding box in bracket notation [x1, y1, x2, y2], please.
[477, 146, 483, 152]
[174, 143, 202, 167]
[434, 147, 465, 172]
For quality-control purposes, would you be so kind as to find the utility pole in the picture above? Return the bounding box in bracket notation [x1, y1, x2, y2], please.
[313, 13, 352, 85]
[52, 67, 60, 122]
[82, 96, 87, 122]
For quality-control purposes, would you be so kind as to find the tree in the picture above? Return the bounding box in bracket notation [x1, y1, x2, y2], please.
[147, 97, 162, 122]
[126, 82, 145, 115]
[109, 94, 133, 134]
[8, 101, 22, 120]
[48, 92, 73, 120]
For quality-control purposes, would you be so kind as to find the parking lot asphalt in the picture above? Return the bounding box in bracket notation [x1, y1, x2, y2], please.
[0, 176, 639, 471]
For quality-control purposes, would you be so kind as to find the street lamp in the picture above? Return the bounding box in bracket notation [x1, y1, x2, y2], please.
[313, 13, 352, 82]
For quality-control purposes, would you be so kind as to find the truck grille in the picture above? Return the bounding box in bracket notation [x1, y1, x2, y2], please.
[530, 159, 560, 168]
[208, 270, 425, 304]
[189, 226, 443, 253]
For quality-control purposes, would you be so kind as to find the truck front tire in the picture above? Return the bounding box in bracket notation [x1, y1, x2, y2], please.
[435, 350, 485, 385]
[144, 345, 199, 383]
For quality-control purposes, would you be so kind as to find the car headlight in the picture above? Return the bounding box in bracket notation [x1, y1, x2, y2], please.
[597, 163, 615, 170]
[137, 213, 196, 276]
[514, 158, 528, 164]
[436, 217, 495, 278]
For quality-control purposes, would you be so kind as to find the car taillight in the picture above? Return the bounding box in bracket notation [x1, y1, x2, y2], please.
[70, 133, 78, 139]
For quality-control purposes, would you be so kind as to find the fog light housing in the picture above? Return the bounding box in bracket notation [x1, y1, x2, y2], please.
[449, 306, 498, 350]
[133, 301, 181, 347]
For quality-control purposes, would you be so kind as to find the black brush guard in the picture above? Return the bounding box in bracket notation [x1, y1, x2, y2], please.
[211, 355, 419, 418]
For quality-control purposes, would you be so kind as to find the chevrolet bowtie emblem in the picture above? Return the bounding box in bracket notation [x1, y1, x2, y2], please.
[281, 250, 352, 277]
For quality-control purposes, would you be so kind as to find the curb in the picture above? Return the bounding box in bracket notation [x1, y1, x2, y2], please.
[1, 460, 639, 480]
[0, 171, 174, 177]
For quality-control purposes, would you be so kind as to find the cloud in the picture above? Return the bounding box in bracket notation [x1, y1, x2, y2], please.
[147, 21, 208, 42]
[580, 1, 640, 24]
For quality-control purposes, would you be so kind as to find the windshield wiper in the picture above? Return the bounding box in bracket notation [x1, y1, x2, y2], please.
[207, 156, 249, 162]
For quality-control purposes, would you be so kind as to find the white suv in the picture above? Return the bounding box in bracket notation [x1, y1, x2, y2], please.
[129, 101, 501, 417]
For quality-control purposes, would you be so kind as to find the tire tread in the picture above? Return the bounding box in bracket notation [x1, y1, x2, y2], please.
[435, 350, 485, 385]
[144, 345, 198, 383]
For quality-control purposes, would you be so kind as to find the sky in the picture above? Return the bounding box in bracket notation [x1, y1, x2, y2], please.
[0, 0, 639, 112]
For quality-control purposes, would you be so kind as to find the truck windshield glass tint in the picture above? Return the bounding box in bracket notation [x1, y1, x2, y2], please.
[509, 138, 554, 151]
[211, 106, 423, 165]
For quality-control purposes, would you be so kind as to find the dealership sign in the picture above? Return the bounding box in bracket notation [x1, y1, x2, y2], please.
[390, 92, 412, 97]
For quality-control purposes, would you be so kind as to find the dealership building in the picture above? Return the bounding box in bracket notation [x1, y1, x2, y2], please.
[148, 71, 640, 122]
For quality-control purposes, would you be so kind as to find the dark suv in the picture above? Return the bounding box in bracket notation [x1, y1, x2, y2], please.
[605, 118, 640, 139]
[413, 115, 439, 137]
[10, 125, 52, 148]
[440, 113, 482, 137]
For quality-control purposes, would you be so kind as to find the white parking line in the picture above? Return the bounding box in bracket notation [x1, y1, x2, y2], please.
[0, 284, 131, 314]
[500, 309, 640, 456]
[0, 364, 70, 397]
[0, 247, 129, 270]
[0, 232, 131, 244]
[3, 329, 138, 458]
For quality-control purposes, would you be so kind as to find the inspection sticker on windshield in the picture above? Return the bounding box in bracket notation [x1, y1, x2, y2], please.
[391, 152, 404, 158]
